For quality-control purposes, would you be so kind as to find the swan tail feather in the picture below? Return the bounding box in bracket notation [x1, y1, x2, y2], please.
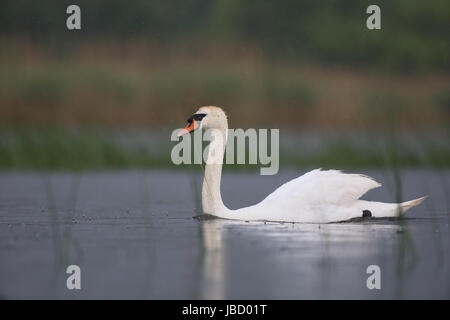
[399, 196, 427, 213]
[358, 196, 427, 219]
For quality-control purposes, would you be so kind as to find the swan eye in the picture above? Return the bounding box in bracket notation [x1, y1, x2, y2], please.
[362, 210, 372, 218]
[187, 113, 207, 123]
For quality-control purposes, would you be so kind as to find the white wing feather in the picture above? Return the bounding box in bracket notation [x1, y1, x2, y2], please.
[262, 169, 381, 205]
[230, 169, 423, 223]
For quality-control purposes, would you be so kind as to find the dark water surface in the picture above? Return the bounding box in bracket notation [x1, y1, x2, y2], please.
[0, 169, 449, 299]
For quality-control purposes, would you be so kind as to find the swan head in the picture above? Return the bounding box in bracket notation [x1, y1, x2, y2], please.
[177, 106, 228, 136]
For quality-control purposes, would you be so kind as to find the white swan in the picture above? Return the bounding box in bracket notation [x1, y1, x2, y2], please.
[177, 106, 426, 223]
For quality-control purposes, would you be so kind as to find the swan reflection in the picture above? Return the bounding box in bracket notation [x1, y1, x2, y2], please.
[198, 216, 407, 299]
[200, 218, 227, 299]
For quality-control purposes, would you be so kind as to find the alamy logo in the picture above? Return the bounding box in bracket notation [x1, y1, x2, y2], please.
[366, 5, 381, 30]
[66, 265, 81, 290]
[171, 128, 280, 175]
[66, 5, 81, 30]
[366, 265, 381, 290]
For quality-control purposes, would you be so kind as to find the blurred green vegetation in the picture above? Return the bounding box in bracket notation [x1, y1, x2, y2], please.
[0, 127, 168, 170]
[0, 59, 447, 128]
[434, 89, 450, 116]
[1, 0, 449, 72]
[0, 62, 323, 127]
[1, 127, 449, 171]
[0, 1, 449, 170]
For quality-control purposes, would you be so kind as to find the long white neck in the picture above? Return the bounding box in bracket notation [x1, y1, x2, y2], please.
[202, 127, 233, 217]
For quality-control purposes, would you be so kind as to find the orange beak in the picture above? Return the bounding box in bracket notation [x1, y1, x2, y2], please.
[177, 120, 198, 137]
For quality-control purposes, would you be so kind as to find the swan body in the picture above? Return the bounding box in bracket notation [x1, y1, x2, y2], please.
[178, 106, 426, 223]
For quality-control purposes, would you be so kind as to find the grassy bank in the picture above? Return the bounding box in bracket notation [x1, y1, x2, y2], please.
[1, 38, 448, 171]
[1, 127, 448, 171]
[0, 39, 449, 130]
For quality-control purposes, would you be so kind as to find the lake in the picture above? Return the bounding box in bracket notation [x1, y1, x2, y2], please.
[0, 169, 448, 299]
